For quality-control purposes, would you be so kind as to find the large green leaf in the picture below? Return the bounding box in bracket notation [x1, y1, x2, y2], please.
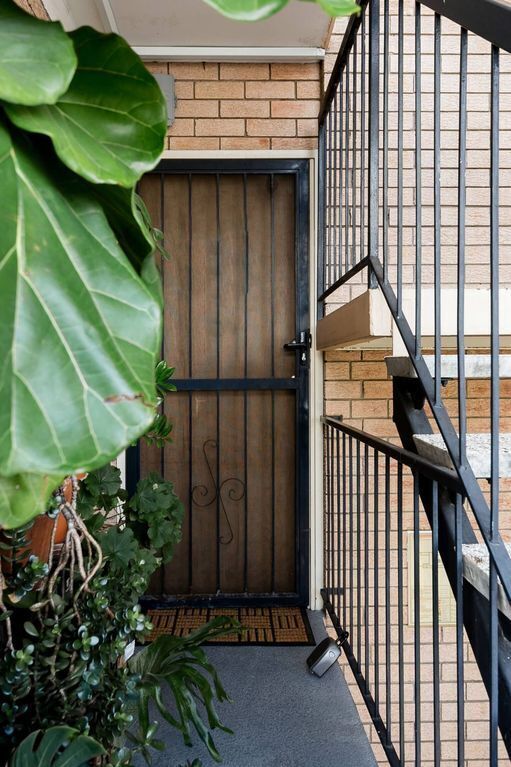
[0, 473, 63, 530]
[201, 0, 289, 20]
[0, 0, 77, 106]
[9, 726, 105, 767]
[6, 27, 167, 187]
[0, 122, 161, 528]
[315, 0, 360, 15]
[201, 0, 359, 18]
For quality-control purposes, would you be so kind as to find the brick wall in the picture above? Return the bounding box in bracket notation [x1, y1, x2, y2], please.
[15, 0, 48, 18]
[146, 62, 321, 151]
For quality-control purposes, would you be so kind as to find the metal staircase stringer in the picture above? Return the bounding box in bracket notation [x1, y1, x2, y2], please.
[368, 254, 511, 602]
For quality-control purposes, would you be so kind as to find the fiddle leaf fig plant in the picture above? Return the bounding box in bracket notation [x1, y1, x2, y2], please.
[0, 0, 167, 530]
[201, 0, 360, 21]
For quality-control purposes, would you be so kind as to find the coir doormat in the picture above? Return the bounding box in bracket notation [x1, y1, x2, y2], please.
[146, 606, 315, 646]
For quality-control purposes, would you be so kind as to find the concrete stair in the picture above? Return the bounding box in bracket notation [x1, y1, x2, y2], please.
[412, 433, 511, 479]
[385, 354, 511, 380]
[463, 543, 511, 620]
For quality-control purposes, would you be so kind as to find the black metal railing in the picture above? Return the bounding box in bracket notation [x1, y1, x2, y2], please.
[323, 416, 511, 765]
[319, 1, 511, 764]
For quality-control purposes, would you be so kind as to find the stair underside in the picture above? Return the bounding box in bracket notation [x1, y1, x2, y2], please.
[413, 433, 511, 478]
[463, 543, 511, 621]
[386, 354, 511, 379]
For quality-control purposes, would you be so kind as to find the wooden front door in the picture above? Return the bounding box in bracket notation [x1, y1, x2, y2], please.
[135, 160, 309, 604]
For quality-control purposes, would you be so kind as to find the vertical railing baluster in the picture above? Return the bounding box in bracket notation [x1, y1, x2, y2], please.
[414, 2, 422, 357]
[433, 12, 442, 404]
[489, 42, 500, 767]
[336, 429, 341, 617]
[397, 0, 404, 314]
[360, 13, 366, 263]
[330, 425, 336, 606]
[397, 461, 405, 764]
[373, 449, 380, 711]
[317, 122, 326, 320]
[325, 424, 331, 600]
[364, 443, 370, 690]
[384, 454, 391, 745]
[333, 91, 338, 289]
[327, 109, 333, 292]
[432, 481, 440, 767]
[413, 473, 421, 766]
[349, 435, 354, 638]
[457, 28, 468, 467]
[342, 431, 347, 630]
[345, 63, 351, 274]
[368, 0, 380, 287]
[338, 80, 344, 283]
[455, 494, 465, 767]
[382, 0, 389, 283]
[352, 35, 358, 267]
[357, 439, 362, 664]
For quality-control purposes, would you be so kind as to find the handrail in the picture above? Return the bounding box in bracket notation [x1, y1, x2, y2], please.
[321, 416, 463, 493]
[319, 0, 369, 125]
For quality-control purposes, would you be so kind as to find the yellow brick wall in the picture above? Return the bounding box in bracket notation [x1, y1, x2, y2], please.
[14, 0, 48, 18]
[146, 61, 321, 151]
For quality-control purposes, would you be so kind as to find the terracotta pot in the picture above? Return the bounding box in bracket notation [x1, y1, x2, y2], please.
[1, 479, 73, 570]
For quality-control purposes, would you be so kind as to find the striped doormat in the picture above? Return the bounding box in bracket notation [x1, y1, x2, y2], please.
[146, 606, 315, 646]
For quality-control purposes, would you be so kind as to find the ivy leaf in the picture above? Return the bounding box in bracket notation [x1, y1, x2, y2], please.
[6, 27, 167, 187]
[83, 465, 122, 500]
[0, 123, 161, 529]
[99, 527, 140, 569]
[201, 0, 289, 21]
[0, 0, 77, 106]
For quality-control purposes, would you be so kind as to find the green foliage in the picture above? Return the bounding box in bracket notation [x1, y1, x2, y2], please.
[8, 726, 105, 767]
[0, 0, 76, 106]
[6, 27, 167, 187]
[0, 0, 167, 529]
[129, 618, 241, 763]
[201, 0, 360, 21]
[126, 473, 184, 562]
[144, 361, 177, 448]
[0, 467, 238, 767]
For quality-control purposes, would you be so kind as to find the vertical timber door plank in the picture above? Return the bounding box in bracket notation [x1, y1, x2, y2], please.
[161, 174, 192, 594]
[273, 175, 297, 592]
[246, 176, 273, 593]
[219, 175, 246, 591]
[190, 176, 218, 593]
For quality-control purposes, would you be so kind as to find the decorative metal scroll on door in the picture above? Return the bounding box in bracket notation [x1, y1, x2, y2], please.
[191, 439, 245, 545]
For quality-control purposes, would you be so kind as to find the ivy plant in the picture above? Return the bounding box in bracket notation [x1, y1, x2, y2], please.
[202, 0, 360, 21]
[0, 0, 167, 530]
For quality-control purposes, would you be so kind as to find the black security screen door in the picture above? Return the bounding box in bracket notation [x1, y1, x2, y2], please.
[131, 159, 310, 605]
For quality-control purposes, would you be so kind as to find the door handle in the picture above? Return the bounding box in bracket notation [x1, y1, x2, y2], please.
[284, 331, 311, 366]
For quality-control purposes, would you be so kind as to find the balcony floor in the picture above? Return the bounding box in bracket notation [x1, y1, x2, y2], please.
[138, 611, 377, 767]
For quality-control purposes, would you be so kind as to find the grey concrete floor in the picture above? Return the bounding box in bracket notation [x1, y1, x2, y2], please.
[134, 611, 377, 767]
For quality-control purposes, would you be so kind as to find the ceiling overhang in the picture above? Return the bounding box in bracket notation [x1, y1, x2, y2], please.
[43, 0, 331, 61]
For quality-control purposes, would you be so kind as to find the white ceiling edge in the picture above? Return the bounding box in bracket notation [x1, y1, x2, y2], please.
[134, 46, 325, 62]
